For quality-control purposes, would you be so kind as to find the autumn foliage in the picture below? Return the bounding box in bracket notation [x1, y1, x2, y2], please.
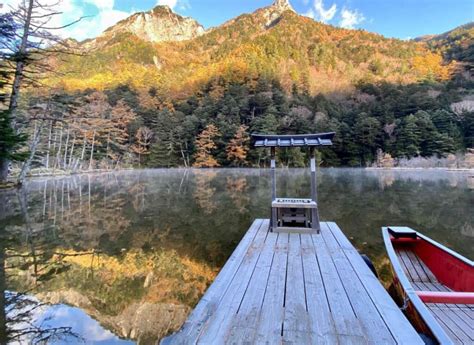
[226, 125, 250, 167]
[193, 124, 221, 168]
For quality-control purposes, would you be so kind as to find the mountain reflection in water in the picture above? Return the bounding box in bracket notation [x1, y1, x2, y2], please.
[0, 169, 472, 344]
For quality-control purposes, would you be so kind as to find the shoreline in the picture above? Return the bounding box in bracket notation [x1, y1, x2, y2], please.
[1, 166, 471, 182]
[365, 167, 474, 172]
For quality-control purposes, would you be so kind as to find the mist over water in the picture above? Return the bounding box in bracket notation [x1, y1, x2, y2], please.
[0, 169, 472, 343]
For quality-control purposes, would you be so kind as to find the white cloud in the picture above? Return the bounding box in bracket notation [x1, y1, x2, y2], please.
[303, 0, 337, 23]
[84, 0, 114, 11]
[68, 9, 133, 41]
[339, 7, 365, 29]
[0, 0, 136, 41]
[156, 0, 178, 10]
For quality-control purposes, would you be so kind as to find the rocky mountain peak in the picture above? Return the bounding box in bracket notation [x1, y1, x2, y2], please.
[84, 5, 205, 49]
[258, 0, 296, 28]
[271, 0, 295, 12]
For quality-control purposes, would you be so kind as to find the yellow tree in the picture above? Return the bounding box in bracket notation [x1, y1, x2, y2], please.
[226, 125, 250, 167]
[412, 52, 452, 81]
[75, 92, 111, 170]
[132, 126, 153, 166]
[193, 124, 221, 168]
[107, 100, 136, 164]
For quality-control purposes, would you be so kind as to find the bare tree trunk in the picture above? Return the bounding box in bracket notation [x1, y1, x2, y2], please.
[18, 120, 45, 185]
[106, 132, 110, 169]
[62, 125, 70, 170]
[8, 0, 34, 117]
[68, 133, 76, 169]
[180, 143, 188, 168]
[45, 120, 53, 169]
[185, 141, 190, 167]
[51, 125, 57, 171]
[54, 125, 63, 170]
[80, 136, 87, 169]
[0, 0, 34, 183]
[89, 130, 96, 170]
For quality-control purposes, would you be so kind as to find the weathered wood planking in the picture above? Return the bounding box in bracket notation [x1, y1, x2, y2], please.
[162, 220, 423, 345]
[395, 245, 474, 344]
[162, 219, 265, 345]
[321, 224, 395, 344]
[327, 223, 423, 345]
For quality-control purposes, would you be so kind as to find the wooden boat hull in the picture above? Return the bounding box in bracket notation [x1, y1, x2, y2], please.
[382, 227, 474, 344]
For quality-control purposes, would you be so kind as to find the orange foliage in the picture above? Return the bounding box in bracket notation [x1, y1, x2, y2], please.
[411, 52, 452, 81]
[193, 124, 221, 168]
[226, 125, 250, 166]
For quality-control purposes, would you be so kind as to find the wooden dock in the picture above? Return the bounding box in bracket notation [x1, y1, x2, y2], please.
[162, 220, 424, 344]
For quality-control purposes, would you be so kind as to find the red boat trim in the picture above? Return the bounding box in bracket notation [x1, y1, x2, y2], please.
[416, 291, 474, 304]
[391, 238, 419, 244]
[382, 228, 453, 345]
[416, 232, 473, 267]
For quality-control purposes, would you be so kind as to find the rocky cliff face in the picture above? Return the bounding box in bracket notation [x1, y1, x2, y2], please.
[83, 5, 205, 49]
[258, 0, 296, 27]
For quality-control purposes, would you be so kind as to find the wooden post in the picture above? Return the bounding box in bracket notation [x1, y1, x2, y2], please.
[310, 147, 320, 233]
[271, 147, 277, 232]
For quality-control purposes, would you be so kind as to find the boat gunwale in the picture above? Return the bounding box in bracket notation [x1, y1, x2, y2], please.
[413, 231, 474, 267]
[381, 227, 454, 345]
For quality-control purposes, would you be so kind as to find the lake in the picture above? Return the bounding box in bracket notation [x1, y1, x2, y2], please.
[0, 168, 472, 344]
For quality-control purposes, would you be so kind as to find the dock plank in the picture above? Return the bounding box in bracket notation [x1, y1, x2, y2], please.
[321, 224, 396, 344]
[300, 234, 338, 344]
[311, 230, 367, 344]
[225, 230, 278, 344]
[162, 219, 264, 345]
[163, 221, 424, 345]
[282, 234, 312, 344]
[254, 233, 288, 345]
[196, 220, 269, 344]
[326, 222, 424, 345]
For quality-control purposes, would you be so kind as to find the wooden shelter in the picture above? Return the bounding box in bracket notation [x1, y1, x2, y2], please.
[252, 133, 335, 233]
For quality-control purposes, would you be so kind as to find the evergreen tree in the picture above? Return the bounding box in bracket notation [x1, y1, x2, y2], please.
[0, 13, 27, 182]
[0, 110, 28, 181]
[462, 112, 474, 148]
[396, 115, 421, 158]
[354, 113, 381, 164]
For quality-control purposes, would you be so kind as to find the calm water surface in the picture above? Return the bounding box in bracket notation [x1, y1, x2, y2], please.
[0, 169, 472, 344]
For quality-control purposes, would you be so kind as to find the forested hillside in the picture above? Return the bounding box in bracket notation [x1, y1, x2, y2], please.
[418, 22, 474, 64]
[5, 1, 474, 173]
[48, 5, 453, 94]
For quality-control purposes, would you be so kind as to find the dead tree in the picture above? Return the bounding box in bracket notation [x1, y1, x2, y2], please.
[0, 0, 84, 183]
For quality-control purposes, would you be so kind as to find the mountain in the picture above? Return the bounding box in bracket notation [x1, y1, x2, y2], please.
[47, 0, 454, 95]
[81, 5, 205, 50]
[417, 22, 474, 64]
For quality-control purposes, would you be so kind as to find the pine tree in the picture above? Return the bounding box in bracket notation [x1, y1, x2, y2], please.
[396, 115, 421, 158]
[0, 110, 28, 181]
[0, 14, 26, 182]
[226, 125, 250, 167]
[193, 124, 221, 168]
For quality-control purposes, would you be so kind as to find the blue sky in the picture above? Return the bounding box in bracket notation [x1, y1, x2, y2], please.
[2, 0, 472, 41]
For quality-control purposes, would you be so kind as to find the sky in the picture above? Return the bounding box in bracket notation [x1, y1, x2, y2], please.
[0, 0, 473, 41]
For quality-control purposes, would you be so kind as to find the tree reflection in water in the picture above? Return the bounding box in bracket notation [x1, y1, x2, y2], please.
[0, 169, 471, 343]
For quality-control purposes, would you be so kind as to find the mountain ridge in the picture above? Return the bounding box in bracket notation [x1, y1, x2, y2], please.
[49, 0, 459, 94]
[76, 0, 297, 50]
[80, 5, 205, 50]
[414, 22, 474, 64]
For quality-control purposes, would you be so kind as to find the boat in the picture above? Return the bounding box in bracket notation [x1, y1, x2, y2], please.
[382, 227, 473, 344]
